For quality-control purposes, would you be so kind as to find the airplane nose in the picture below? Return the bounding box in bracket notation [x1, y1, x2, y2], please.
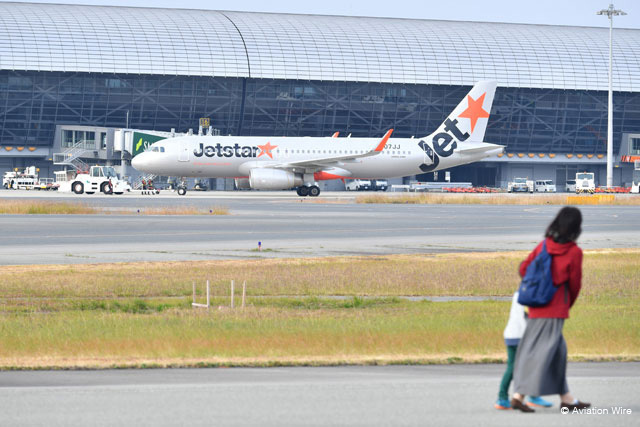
[131, 153, 148, 171]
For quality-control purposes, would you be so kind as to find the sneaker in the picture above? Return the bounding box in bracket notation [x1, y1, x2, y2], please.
[560, 401, 591, 412]
[511, 398, 535, 413]
[527, 396, 553, 408]
[494, 399, 511, 410]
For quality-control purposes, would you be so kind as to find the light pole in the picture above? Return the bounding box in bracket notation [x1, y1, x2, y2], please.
[597, 4, 626, 188]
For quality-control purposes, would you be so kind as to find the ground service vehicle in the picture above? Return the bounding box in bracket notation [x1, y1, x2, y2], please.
[57, 166, 130, 195]
[372, 179, 388, 191]
[565, 180, 576, 192]
[345, 179, 371, 191]
[508, 177, 533, 193]
[575, 172, 595, 194]
[534, 180, 556, 192]
[3, 166, 41, 190]
[35, 178, 56, 190]
[632, 161, 640, 194]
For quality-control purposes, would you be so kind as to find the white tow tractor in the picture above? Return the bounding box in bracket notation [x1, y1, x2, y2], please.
[575, 172, 595, 194]
[56, 166, 130, 195]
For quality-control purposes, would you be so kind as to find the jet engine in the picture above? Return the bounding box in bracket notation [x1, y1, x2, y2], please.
[249, 168, 303, 190]
[234, 178, 251, 190]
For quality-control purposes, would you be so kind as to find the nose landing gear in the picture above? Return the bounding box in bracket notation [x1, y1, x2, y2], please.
[176, 177, 188, 196]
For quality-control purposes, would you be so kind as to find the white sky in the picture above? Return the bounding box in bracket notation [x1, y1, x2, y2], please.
[3, 0, 639, 29]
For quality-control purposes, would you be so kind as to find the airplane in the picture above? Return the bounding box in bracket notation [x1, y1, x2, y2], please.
[132, 80, 504, 196]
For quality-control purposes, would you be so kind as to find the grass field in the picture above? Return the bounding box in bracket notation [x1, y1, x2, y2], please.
[1, 250, 637, 299]
[0, 200, 98, 214]
[0, 200, 229, 215]
[1, 250, 638, 369]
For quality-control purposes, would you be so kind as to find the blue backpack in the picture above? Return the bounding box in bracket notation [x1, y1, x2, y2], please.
[517, 241, 557, 307]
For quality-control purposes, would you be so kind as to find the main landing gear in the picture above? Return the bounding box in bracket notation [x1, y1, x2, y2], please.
[296, 185, 320, 197]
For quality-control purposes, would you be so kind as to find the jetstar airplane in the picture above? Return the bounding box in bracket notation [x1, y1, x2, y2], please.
[132, 80, 503, 196]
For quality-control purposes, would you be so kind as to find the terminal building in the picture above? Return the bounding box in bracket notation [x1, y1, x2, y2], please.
[1, 2, 639, 189]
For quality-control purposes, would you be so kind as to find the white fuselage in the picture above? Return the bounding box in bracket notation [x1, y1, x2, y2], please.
[132, 135, 502, 180]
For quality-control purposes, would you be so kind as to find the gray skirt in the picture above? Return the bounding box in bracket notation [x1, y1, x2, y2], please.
[513, 317, 569, 396]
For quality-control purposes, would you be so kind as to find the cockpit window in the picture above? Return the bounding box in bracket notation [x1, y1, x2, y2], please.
[150, 146, 165, 153]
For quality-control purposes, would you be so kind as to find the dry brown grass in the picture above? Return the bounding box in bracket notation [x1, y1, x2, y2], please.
[0, 200, 97, 214]
[0, 200, 229, 215]
[1, 250, 638, 299]
[357, 193, 640, 205]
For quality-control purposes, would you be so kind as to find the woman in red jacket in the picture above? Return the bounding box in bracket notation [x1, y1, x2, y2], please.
[510, 207, 590, 413]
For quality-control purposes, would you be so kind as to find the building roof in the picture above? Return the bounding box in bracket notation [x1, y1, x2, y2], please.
[1, 2, 639, 91]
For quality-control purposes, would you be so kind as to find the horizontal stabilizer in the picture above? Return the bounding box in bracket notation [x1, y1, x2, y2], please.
[456, 143, 504, 155]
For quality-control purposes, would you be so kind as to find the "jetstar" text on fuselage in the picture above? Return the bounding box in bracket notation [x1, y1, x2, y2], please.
[194, 143, 260, 158]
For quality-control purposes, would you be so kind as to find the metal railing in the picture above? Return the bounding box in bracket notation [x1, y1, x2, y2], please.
[53, 139, 91, 172]
[133, 173, 157, 190]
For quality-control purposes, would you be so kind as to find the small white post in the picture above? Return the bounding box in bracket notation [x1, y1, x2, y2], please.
[206, 280, 210, 309]
[192, 280, 210, 309]
[231, 280, 235, 309]
[242, 281, 246, 309]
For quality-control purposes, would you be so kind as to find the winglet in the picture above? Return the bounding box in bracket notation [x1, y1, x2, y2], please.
[332, 132, 339, 138]
[374, 129, 393, 152]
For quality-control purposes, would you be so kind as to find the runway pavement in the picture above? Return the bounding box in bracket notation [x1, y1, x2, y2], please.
[0, 363, 637, 426]
[0, 190, 638, 264]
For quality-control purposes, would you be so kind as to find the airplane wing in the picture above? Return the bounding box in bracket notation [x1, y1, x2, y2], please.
[270, 129, 393, 170]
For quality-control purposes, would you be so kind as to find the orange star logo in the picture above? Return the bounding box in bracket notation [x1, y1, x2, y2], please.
[458, 93, 490, 133]
[257, 141, 278, 158]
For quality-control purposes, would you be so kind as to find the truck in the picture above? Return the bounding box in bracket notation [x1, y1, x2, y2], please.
[56, 166, 130, 195]
[507, 177, 533, 193]
[575, 172, 595, 194]
[534, 180, 556, 193]
[2, 166, 39, 190]
[345, 179, 371, 191]
[372, 179, 388, 191]
[565, 179, 576, 193]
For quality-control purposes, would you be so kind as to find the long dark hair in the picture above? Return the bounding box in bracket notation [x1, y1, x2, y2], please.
[545, 207, 582, 243]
